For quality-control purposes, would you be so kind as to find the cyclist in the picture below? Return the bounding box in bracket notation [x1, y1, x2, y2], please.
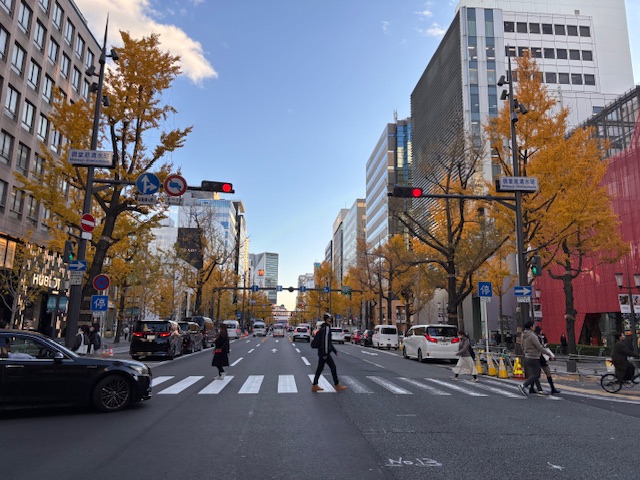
[611, 333, 640, 383]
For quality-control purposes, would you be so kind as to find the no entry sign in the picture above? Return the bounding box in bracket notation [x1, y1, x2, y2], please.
[81, 213, 96, 232]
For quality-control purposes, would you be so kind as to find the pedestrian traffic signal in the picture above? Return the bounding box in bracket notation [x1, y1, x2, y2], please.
[63, 239, 76, 264]
[530, 254, 542, 277]
[392, 186, 423, 198]
[200, 181, 234, 193]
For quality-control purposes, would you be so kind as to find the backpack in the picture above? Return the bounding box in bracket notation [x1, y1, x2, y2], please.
[311, 330, 322, 349]
[468, 345, 476, 360]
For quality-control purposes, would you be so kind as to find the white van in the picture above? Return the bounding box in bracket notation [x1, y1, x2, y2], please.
[222, 320, 241, 339]
[402, 324, 458, 362]
[372, 325, 399, 349]
[252, 321, 266, 337]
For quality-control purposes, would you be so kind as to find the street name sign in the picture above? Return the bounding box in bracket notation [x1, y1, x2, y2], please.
[497, 176, 539, 193]
[69, 149, 115, 168]
[137, 194, 157, 205]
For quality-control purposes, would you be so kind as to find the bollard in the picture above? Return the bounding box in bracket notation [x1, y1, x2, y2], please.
[566, 359, 577, 373]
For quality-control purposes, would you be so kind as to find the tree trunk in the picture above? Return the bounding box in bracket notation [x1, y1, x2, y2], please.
[446, 260, 459, 327]
[561, 260, 578, 354]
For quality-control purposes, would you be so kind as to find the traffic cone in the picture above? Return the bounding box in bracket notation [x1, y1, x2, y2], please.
[475, 351, 484, 375]
[108, 346, 114, 356]
[487, 354, 497, 376]
[498, 356, 509, 379]
[512, 357, 525, 379]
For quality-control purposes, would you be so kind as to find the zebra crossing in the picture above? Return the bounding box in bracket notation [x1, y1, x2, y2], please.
[150, 373, 542, 399]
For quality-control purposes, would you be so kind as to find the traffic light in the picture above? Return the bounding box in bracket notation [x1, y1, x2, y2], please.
[530, 254, 542, 277]
[392, 186, 423, 198]
[200, 181, 234, 193]
[63, 240, 75, 264]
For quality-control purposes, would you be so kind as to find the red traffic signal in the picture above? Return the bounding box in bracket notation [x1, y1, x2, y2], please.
[201, 181, 235, 193]
[392, 186, 423, 198]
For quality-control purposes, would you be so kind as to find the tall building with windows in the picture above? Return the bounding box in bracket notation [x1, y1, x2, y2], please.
[0, 0, 100, 329]
[331, 208, 349, 284]
[249, 252, 278, 304]
[342, 198, 365, 275]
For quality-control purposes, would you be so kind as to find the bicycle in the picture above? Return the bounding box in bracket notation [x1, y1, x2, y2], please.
[600, 368, 640, 393]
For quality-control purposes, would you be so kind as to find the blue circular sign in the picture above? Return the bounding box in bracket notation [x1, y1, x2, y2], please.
[93, 274, 110, 291]
[136, 173, 160, 194]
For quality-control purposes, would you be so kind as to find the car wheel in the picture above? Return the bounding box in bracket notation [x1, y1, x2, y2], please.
[402, 347, 408, 359]
[92, 375, 132, 413]
[131, 355, 140, 360]
[417, 349, 424, 363]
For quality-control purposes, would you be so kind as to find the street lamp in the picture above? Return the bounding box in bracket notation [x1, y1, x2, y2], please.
[614, 270, 640, 354]
[498, 52, 529, 336]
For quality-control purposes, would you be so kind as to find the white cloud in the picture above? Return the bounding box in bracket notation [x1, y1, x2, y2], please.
[74, 0, 217, 85]
[381, 20, 390, 33]
[418, 22, 446, 37]
[415, 9, 433, 17]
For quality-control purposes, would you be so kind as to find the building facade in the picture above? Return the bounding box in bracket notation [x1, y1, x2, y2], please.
[342, 198, 365, 275]
[249, 252, 278, 305]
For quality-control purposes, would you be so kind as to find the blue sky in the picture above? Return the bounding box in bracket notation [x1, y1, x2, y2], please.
[75, 0, 640, 311]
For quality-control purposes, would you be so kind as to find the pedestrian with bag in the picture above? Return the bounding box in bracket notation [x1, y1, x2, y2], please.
[72, 325, 89, 355]
[452, 330, 478, 381]
[89, 323, 102, 355]
[518, 321, 556, 397]
[311, 313, 347, 392]
[529, 325, 560, 395]
[212, 322, 230, 379]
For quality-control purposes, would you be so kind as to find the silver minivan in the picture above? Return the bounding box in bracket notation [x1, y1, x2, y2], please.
[402, 324, 459, 362]
[372, 325, 399, 349]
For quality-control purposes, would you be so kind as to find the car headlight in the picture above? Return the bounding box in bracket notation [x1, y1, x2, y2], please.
[130, 365, 149, 375]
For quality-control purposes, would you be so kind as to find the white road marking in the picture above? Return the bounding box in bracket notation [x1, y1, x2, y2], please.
[199, 376, 234, 394]
[425, 378, 488, 396]
[308, 374, 336, 393]
[157, 376, 204, 394]
[397, 377, 451, 395]
[248, 349, 254, 353]
[340, 375, 373, 393]
[367, 376, 412, 394]
[301, 356, 311, 366]
[278, 375, 298, 393]
[151, 376, 173, 387]
[239, 375, 264, 394]
[461, 379, 524, 398]
[295, 348, 301, 353]
[230, 357, 243, 366]
[361, 350, 379, 356]
[362, 359, 385, 368]
[271, 349, 278, 353]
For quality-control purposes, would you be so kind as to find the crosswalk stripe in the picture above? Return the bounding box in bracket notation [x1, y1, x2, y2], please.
[425, 378, 488, 396]
[308, 374, 336, 393]
[461, 379, 523, 398]
[301, 357, 311, 366]
[278, 375, 298, 393]
[367, 376, 412, 394]
[340, 376, 374, 393]
[239, 375, 264, 394]
[158, 376, 204, 394]
[397, 377, 451, 395]
[199, 376, 234, 394]
[152, 376, 173, 387]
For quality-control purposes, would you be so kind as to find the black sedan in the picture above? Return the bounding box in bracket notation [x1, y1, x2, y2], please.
[0, 330, 152, 413]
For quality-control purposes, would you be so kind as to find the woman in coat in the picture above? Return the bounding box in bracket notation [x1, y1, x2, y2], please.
[211, 323, 230, 379]
[452, 330, 478, 381]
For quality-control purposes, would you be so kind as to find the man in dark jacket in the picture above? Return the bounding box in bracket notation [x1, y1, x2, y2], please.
[611, 333, 640, 383]
[311, 313, 347, 392]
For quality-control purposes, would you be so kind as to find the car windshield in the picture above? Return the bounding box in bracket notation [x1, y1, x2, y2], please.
[136, 321, 171, 333]
[296, 328, 307, 332]
[331, 328, 342, 333]
[380, 328, 397, 335]
[178, 323, 190, 331]
[426, 326, 457, 338]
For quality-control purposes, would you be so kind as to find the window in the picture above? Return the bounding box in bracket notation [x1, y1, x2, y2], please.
[33, 20, 45, 51]
[545, 72, 557, 83]
[71, 67, 80, 91]
[516, 22, 527, 33]
[558, 72, 570, 84]
[571, 73, 582, 85]
[11, 42, 26, 75]
[468, 60, 478, 84]
[38, 0, 49, 13]
[584, 74, 595, 86]
[486, 36, 495, 60]
[52, 2, 63, 30]
[32, 153, 44, 176]
[63, 19, 74, 45]
[542, 23, 553, 34]
[484, 9, 494, 37]
[531, 47, 542, 58]
[556, 48, 567, 60]
[0, 27, 9, 61]
[0, 180, 6, 211]
[544, 48, 555, 59]
[0, 0, 12, 15]
[85, 49, 94, 69]
[4, 86, 19, 119]
[487, 59, 496, 85]
[42, 75, 53, 103]
[593, 106, 603, 115]
[467, 36, 477, 60]
[504, 21, 514, 33]
[50, 129, 62, 153]
[16, 142, 29, 174]
[9, 188, 24, 219]
[60, 53, 70, 78]
[518, 46, 529, 57]
[47, 38, 59, 64]
[37, 114, 49, 141]
[580, 26, 591, 37]
[554, 24, 565, 35]
[569, 49, 580, 61]
[467, 8, 476, 36]
[17, 1, 32, 34]
[488, 85, 498, 116]
[21, 101, 35, 132]
[505, 45, 516, 57]
[582, 50, 593, 61]
[27, 59, 40, 90]
[567, 25, 578, 36]
[74, 35, 84, 59]
[40, 206, 49, 230]
[529, 23, 540, 34]
[25, 195, 37, 221]
[0, 131, 13, 164]
[81, 79, 90, 99]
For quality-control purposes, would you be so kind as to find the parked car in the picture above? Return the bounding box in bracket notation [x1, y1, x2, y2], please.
[402, 324, 459, 362]
[342, 329, 351, 342]
[330, 327, 345, 344]
[183, 315, 215, 348]
[359, 329, 374, 347]
[292, 326, 311, 342]
[351, 329, 362, 344]
[0, 330, 152, 413]
[130, 320, 184, 360]
[178, 321, 204, 354]
[372, 324, 399, 349]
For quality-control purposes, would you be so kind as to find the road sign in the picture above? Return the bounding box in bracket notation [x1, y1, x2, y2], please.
[68, 149, 114, 168]
[299, 286, 307, 293]
[68, 260, 87, 271]
[91, 295, 109, 312]
[136, 173, 160, 194]
[80, 213, 95, 232]
[251, 285, 259, 292]
[93, 274, 110, 291]
[276, 285, 282, 292]
[478, 282, 492, 302]
[497, 176, 539, 192]
[69, 271, 83, 286]
[323, 286, 330, 293]
[514, 285, 532, 297]
[163, 174, 187, 196]
[341, 286, 352, 295]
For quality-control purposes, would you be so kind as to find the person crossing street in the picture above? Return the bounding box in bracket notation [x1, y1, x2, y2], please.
[311, 313, 347, 392]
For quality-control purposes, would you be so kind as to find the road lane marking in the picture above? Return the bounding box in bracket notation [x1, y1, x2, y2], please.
[461, 379, 524, 398]
[397, 377, 451, 395]
[425, 378, 487, 396]
[239, 375, 264, 394]
[231, 357, 243, 366]
[367, 376, 412, 394]
[362, 359, 385, 368]
[152, 376, 173, 387]
[157, 376, 204, 394]
[340, 375, 373, 393]
[248, 349, 254, 353]
[301, 356, 311, 366]
[278, 375, 298, 393]
[308, 374, 336, 393]
[295, 348, 301, 353]
[199, 376, 234, 394]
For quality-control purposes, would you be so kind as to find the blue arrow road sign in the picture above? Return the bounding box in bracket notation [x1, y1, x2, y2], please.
[276, 285, 282, 292]
[136, 173, 160, 194]
[514, 286, 533, 297]
[251, 285, 259, 292]
[299, 286, 306, 293]
[323, 286, 330, 293]
[68, 260, 87, 271]
[91, 295, 109, 312]
[478, 282, 493, 297]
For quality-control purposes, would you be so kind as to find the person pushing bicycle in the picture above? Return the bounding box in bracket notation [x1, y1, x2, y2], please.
[611, 333, 640, 383]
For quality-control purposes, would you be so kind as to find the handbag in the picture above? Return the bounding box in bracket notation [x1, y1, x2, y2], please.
[214, 348, 222, 354]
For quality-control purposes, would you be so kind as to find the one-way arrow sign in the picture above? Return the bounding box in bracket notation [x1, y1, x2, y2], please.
[514, 285, 532, 297]
[68, 260, 87, 271]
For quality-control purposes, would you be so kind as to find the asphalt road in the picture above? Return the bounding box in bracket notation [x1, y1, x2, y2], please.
[3, 335, 640, 480]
